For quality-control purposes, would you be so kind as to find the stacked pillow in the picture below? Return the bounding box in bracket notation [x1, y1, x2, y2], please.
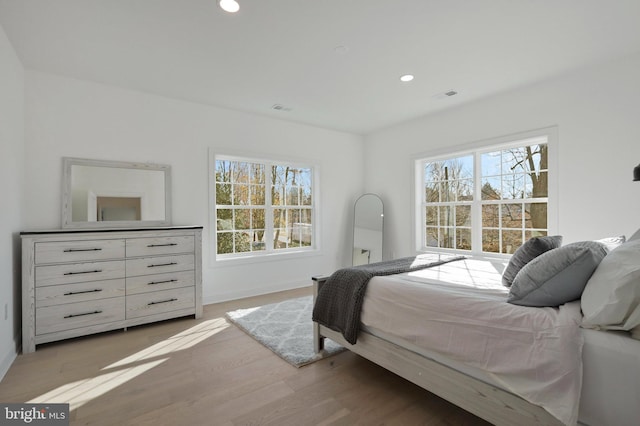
[503, 235, 624, 308]
[502, 235, 562, 287]
[581, 238, 640, 339]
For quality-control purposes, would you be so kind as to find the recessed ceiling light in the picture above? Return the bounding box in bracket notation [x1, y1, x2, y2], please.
[400, 74, 414, 82]
[219, 0, 240, 13]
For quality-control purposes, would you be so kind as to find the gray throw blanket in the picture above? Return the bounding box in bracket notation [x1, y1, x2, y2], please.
[312, 254, 465, 344]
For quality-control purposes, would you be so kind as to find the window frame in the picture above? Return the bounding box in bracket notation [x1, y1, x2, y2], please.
[413, 127, 558, 257]
[209, 150, 320, 263]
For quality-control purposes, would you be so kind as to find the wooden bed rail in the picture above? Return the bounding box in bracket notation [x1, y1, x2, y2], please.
[311, 276, 563, 426]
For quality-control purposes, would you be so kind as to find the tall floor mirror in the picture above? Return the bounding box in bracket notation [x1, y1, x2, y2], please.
[353, 193, 384, 266]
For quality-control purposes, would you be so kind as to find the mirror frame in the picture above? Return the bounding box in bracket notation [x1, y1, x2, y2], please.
[352, 193, 384, 266]
[62, 157, 172, 229]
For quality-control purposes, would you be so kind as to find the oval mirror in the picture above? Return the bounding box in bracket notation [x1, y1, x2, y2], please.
[353, 193, 384, 266]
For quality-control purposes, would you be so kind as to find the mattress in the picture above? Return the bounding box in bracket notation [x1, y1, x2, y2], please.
[360, 257, 584, 425]
[579, 328, 640, 426]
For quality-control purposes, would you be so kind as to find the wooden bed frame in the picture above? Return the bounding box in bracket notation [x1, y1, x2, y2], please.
[312, 276, 564, 426]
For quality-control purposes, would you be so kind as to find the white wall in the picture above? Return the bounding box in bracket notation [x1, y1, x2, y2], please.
[24, 71, 364, 303]
[365, 53, 640, 259]
[0, 24, 24, 378]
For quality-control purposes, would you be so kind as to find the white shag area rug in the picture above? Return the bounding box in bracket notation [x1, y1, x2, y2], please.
[225, 295, 344, 367]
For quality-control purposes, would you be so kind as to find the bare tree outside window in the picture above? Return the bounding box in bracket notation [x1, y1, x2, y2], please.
[215, 157, 314, 257]
[421, 137, 549, 254]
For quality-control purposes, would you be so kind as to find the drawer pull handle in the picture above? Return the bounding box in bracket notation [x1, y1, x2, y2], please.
[64, 289, 103, 296]
[64, 269, 103, 275]
[147, 243, 178, 247]
[64, 248, 103, 252]
[148, 298, 178, 306]
[64, 310, 102, 319]
[147, 262, 177, 268]
[148, 279, 178, 285]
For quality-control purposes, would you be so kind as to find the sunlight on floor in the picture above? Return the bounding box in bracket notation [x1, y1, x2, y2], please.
[104, 317, 229, 369]
[28, 358, 167, 410]
[28, 317, 230, 411]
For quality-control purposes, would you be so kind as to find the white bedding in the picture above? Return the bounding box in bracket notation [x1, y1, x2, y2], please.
[360, 257, 584, 425]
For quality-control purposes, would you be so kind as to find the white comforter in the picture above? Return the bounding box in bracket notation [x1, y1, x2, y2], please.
[360, 257, 584, 425]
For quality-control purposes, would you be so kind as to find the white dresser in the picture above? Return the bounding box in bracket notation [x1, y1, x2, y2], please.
[21, 226, 203, 353]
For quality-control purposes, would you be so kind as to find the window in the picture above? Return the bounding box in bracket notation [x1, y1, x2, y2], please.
[416, 130, 555, 255]
[213, 154, 315, 259]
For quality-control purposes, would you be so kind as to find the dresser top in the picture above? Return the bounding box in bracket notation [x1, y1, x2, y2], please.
[20, 225, 203, 236]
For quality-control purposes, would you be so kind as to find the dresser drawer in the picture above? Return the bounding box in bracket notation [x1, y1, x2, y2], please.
[126, 236, 194, 257]
[36, 279, 125, 308]
[35, 239, 125, 264]
[126, 287, 195, 319]
[36, 297, 125, 335]
[36, 260, 125, 287]
[126, 254, 194, 277]
[126, 270, 195, 295]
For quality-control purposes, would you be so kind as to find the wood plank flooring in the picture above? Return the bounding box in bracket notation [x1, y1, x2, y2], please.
[0, 287, 489, 425]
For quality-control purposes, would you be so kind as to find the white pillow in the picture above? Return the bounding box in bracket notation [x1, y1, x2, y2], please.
[581, 239, 640, 333]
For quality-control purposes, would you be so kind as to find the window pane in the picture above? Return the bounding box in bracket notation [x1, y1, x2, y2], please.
[216, 209, 232, 230]
[439, 228, 454, 249]
[527, 171, 548, 197]
[525, 203, 547, 229]
[426, 206, 438, 226]
[234, 232, 251, 252]
[439, 206, 453, 227]
[234, 209, 250, 230]
[426, 227, 438, 247]
[455, 205, 471, 227]
[217, 232, 233, 254]
[456, 228, 471, 251]
[482, 204, 499, 228]
[252, 209, 265, 229]
[457, 178, 473, 201]
[482, 229, 499, 253]
[233, 184, 249, 205]
[502, 230, 523, 254]
[501, 204, 523, 228]
[427, 182, 441, 202]
[502, 173, 525, 199]
[251, 185, 265, 205]
[216, 183, 231, 205]
[233, 162, 250, 184]
[216, 160, 232, 183]
[481, 151, 502, 177]
[250, 164, 265, 184]
[481, 176, 501, 200]
[287, 187, 299, 206]
[273, 208, 285, 228]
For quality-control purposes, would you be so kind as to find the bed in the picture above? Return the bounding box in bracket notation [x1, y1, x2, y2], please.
[312, 241, 640, 426]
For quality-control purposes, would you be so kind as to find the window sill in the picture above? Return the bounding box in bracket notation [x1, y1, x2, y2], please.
[212, 248, 321, 267]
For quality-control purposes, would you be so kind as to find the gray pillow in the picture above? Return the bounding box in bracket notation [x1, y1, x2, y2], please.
[508, 241, 608, 307]
[502, 235, 563, 287]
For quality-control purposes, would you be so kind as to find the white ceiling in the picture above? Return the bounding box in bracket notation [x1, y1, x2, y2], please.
[2, 0, 640, 135]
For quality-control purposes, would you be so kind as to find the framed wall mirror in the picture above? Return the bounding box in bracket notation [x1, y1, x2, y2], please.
[353, 193, 384, 266]
[62, 157, 172, 229]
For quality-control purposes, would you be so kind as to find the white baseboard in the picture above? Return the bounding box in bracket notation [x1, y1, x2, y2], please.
[203, 280, 310, 305]
[0, 345, 17, 382]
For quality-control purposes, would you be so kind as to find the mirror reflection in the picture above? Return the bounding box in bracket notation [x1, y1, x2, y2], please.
[353, 193, 384, 266]
[62, 158, 171, 228]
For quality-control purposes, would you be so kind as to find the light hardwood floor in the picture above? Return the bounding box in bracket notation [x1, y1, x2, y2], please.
[0, 287, 489, 425]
